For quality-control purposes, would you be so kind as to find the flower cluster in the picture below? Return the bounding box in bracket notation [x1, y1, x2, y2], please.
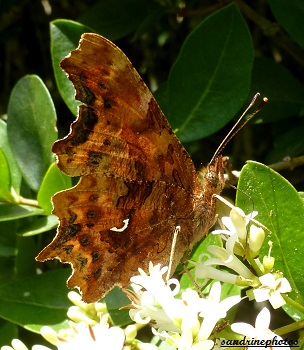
[192, 208, 291, 309]
[1, 208, 295, 350]
[127, 262, 241, 349]
[125, 260, 292, 350]
[1, 292, 126, 350]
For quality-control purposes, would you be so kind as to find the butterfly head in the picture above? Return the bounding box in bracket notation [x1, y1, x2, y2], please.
[200, 155, 225, 198]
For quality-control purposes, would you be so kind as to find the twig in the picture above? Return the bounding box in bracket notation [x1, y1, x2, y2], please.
[268, 155, 304, 172]
[236, 0, 304, 66]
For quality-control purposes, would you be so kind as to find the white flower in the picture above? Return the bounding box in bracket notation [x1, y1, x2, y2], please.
[0, 340, 51, 350]
[129, 262, 181, 332]
[179, 289, 205, 333]
[1, 339, 29, 350]
[252, 273, 292, 309]
[152, 327, 215, 350]
[231, 307, 290, 349]
[198, 282, 241, 341]
[194, 234, 256, 286]
[194, 253, 238, 285]
[150, 287, 215, 349]
[129, 263, 241, 350]
[214, 209, 258, 241]
[207, 241, 254, 280]
[129, 288, 179, 331]
[67, 291, 107, 324]
[131, 262, 179, 297]
[40, 314, 125, 350]
[168, 288, 216, 349]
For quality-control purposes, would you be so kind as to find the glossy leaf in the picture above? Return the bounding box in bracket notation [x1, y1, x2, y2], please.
[0, 149, 15, 203]
[0, 221, 17, 259]
[0, 120, 22, 194]
[236, 162, 304, 304]
[0, 204, 44, 222]
[15, 236, 37, 279]
[79, 0, 161, 41]
[268, 0, 304, 48]
[167, 3, 253, 142]
[104, 287, 132, 326]
[7, 75, 57, 192]
[180, 233, 222, 291]
[282, 303, 304, 323]
[0, 256, 15, 287]
[0, 320, 18, 347]
[250, 57, 304, 123]
[50, 20, 91, 115]
[18, 215, 58, 237]
[266, 120, 304, 163]
[37, 163, 72, 215]
[133, 4, 165, 41]
[0, 221, 17, 289]
[0, 269, 71, 328]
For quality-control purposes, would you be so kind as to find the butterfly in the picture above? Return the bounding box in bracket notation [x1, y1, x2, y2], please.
[36, 33, 224, 303]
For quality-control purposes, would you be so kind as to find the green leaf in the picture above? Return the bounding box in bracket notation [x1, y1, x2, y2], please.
[0, 257, 15, 286]
[133, 4, 165, 41]
[236, 162, 304, 303]
[7, 75, 57, 192]
[180, 233, 222, 291]
[268, 0, 304, 48]
[0, 269, 71, 329]
[167, 3, 253, 142]
[104, 287, 131, 326]
[282, 303, 304, 323]
[15, 235, 37, 279]
[0, 148, 15, 203]
[79, 0, 161, 41]
[266, 120, 304, 163]
[0, 222, 17, 287]
[0, 203, 44, 222]
[250, 57, 304, 123]
[0, 120, 22, 194]
[0, 221, 17, 259]
[0, 320, 18, 347]
[38, 163, 72, 215]
[28, 319, 70, 334]
[50, 19, 92, 115]
[18, 215, 58, 237]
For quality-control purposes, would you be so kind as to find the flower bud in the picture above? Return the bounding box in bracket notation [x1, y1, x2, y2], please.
[40, 326, 58, 346]
[230, 208, 247, 240]
[263, 256, 275, 273]
[11, 339, 29, 350]
[125, 324, 138, 342]
[248, 225, 265, 257]
[67, 306, 96, 325]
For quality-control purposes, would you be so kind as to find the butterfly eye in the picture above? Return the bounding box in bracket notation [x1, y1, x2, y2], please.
[204, 170, 219, 185]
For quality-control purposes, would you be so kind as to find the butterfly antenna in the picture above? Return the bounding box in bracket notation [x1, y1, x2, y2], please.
[210, 93, 268, 165]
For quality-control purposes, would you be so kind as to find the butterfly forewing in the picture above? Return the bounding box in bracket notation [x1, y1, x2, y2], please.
[36, 33, 223, 302]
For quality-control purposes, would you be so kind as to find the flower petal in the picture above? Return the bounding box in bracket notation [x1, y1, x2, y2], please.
[269, 292, 286, 309]
[255, 307, 271, 329]
[231, 322, 256, 338]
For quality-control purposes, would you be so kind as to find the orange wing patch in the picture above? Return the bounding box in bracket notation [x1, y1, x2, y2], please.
[36, 33, 224, 303]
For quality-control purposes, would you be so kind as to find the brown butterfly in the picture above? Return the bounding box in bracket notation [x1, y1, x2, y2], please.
[36, 33, 225, 303]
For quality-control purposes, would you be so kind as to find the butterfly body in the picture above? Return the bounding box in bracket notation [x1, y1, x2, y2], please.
[36, 33, 224, 302]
